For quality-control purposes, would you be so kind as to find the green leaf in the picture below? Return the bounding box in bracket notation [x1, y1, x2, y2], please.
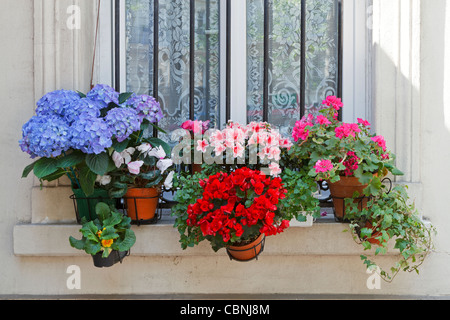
[33, 158, 58, 179]
[360, 228, 373, 238]
[40, 168, 66, 182]
[391, 167, 404, 176]
[114, 229, 136, 252]
[100, 226, 120, 240]
[112, 139, 129, 153]
[364, 176, 382, 196]
[147, 137, 171, 156]
[85, 241, 102, 255]
[382, 214, 392, 228]
[102, 247, 112, 258]
[358, 171, 375, 185]
[103, 211, 123, 229]
[80, 221, 99, 242]
[140, 170, 161, 181]
[78, 166, 97, 196]
[69, 236, 86, 250]
[95, 202, 111, 222]
[56, 151, 85, 168]
[22, 159, 39, 178]
[148, 122, 167, 134]
[144, 176, 163, 187]
[85, 152, 110, 176]
[119, 92, 133, 104]
[109, 188, 128, 199]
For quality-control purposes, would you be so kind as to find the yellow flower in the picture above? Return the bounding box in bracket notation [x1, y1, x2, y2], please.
[101, 239, 114, 248]
[97, 228, 106, 238]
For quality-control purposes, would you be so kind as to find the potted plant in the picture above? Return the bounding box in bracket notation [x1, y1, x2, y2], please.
[107, 142, 174, 225]
[69, 202, 136, 268]
[287, 96, 404, 220]
[179, 119, 210, 173]
[187, 120, 293, 177]
[172, 167, 290, 261]
[345, 185, 436, 282]
[19, 84, 165, 222]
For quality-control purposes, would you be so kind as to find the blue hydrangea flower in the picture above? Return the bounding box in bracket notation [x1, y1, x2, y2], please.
[86, 84, 119, 108]
[19, 115, 72, 158]
[127, 94, 164, 123]
[70, 114, 113, 154]
[105, 107, 141, 142]
[64, 98, 102, 124]
[36, 90, 82, 118]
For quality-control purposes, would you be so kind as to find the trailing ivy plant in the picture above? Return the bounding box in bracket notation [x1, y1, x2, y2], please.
[278, 168, 321, 222]
[345, 185, 436, 282]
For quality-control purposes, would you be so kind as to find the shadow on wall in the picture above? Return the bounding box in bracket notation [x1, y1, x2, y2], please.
[370, 0, 450, 242]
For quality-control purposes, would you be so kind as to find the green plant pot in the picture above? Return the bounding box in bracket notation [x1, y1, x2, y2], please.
[71, 187, 114, 223]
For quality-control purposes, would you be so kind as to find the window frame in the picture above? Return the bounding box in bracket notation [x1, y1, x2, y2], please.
[96, 0, 371, 129]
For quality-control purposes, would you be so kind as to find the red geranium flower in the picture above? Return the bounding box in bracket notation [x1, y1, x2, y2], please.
[186, 167, 290, 245]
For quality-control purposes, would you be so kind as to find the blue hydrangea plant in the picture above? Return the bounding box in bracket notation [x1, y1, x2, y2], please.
[20, 84, 168, 196]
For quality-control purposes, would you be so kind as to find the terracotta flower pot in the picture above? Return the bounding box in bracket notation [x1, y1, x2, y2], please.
[124, 188, 160, 223]
[327, 176, 369, 221]
[226, 234, 265, 261]
[364, 222, 389, 246]
[192, 163, 202, 174]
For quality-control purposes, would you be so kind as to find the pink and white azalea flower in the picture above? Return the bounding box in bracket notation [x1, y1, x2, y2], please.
[269, 162, 282, 177]
[232, 143, 245, 158]
[196, 139, 209, 153]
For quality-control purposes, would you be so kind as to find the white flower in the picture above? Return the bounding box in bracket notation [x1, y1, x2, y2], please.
[164, 171, 175, 189]
[157, 158, 173, 174]
[147, 145, 166, 159]
[137, 143, 152, 156]
[112, 147, 136, 168]
[127, 160, 144, 175]
[96, 175, 111, 185]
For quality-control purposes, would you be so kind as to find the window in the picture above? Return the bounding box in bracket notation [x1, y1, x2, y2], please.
[97, 0, 370, 139]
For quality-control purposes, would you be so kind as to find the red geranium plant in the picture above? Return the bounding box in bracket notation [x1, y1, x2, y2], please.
[180, 167, 290, 252]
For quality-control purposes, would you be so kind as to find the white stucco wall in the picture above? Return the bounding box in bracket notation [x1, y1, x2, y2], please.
[1, 0, 450, 298]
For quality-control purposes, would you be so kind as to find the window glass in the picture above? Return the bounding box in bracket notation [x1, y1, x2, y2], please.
[125, 0, 340, 138]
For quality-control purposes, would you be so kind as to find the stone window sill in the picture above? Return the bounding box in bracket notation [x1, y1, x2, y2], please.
[13, 213, 392, 257]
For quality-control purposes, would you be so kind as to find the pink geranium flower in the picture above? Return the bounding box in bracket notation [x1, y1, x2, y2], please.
[180, 119, 210, 134]
[292, 117, 314, 142]
[371, 135, 387, 152]
[357, 118, 371, 127]
[314, 159, 334, 173]
[335, 123, 361, 139]
[316, 115, 332, 126]
[322, 96, 344, 111]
